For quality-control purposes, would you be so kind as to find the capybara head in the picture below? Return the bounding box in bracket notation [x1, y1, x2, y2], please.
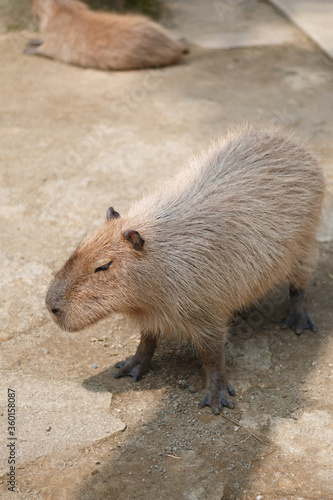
[45, 207, 145, 331]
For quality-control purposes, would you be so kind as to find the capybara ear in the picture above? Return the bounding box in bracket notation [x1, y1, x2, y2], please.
[123, 230, 145, 251]
[106, 207, 120, 220]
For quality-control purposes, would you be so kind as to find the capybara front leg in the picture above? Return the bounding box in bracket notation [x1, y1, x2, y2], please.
[114, 333, 157, 381]
[198, 343, 235, 414]
[282, 285, 317, 335]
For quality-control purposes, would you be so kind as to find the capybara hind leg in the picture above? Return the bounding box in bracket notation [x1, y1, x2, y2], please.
[282, 243, 317, 334]
[26, 39, 44, 46]
[198, 340, 235, 414]
[282, 285, 317, 335]
[114, 333, 157, 381]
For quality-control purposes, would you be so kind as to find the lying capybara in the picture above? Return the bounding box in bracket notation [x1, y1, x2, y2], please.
[26, 0, 187, 70]
[46, 124, 325, 414]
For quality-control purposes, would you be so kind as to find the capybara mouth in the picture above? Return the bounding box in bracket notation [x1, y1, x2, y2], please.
[49, 312, 81, 333]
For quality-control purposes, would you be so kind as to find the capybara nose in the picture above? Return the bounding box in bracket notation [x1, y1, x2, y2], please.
[45, 279, 66, 318]
[46, 295, 61, 316]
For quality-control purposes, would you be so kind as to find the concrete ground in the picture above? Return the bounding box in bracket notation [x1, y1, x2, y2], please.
[0, 0, 333, 498]
[270, 0, 333, 59]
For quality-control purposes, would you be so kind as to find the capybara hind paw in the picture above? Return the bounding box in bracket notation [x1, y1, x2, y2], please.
[198, 383, 235, 414]
[281, 311, 317, 335]
[24, 46, 41, 55]
[26, 39, 44, 47]
[114, 360, 144, 381]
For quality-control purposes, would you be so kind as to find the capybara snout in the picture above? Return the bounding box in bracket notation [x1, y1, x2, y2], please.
[46, 219, 147, 331]
[45, 279, 67, 326]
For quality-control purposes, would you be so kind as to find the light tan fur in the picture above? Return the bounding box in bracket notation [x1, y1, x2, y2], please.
[29, 0, 186, 70]
[46, 124, 326, 412]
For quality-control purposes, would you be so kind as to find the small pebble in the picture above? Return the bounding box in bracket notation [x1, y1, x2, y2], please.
[312, 361, 318, 366]
[178, 380, 188, 389]
[95, 460, 101, 465]
[188, 385, 197, 393]
[92, 363, 98, 369]
[45, 349, 49, 354]
[45, 425, 51, 432]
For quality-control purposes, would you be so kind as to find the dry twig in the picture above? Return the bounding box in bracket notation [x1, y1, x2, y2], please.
[220, 413, 273, 447]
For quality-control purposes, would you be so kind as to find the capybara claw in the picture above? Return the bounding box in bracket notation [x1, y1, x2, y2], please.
[281, 287, 318, 335]
[24, 47, 40, 55]
[198, 395, 210, 409]
[282, 311, 317, 335]
[226, 382, 236, 397]
[114, 360, 143, 381]
[198, 383, 235, 414]
[26, 39, 44, 47]
[114, 360, 127, 369]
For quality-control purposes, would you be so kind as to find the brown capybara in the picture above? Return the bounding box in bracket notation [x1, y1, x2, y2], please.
[46, 124, 326, 414]
[26, 0, 187, 70]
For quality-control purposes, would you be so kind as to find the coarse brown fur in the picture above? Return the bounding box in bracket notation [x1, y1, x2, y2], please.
[46, 124, 326, 413]
[27, 0, 186, 70]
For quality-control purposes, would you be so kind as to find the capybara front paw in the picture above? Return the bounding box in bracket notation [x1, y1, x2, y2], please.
[198, 382, 235, 414]
[114, 360, 144, 381]
[281, 311, 317, 335]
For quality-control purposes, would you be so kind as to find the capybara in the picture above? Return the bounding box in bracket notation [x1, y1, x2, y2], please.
[46, 124, 325, 414]
[26, 0, 187, 70]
